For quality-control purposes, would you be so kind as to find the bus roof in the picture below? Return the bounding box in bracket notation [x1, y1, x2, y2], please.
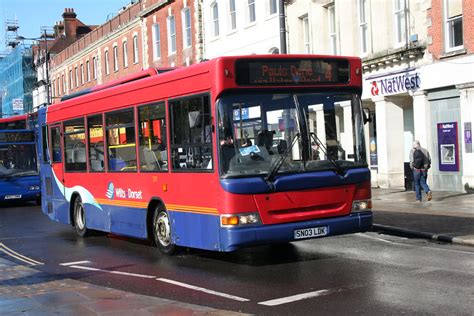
[45, 54, 362, 121]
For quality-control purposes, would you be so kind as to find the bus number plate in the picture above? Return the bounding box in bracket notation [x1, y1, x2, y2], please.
[5, 195, 22, 200]
[294, 226, 328, 240]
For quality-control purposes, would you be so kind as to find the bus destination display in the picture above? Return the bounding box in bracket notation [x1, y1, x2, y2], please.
[235, 59, 350, 86]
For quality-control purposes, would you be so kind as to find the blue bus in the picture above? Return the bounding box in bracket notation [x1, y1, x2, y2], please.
[0, 114, 41, 204]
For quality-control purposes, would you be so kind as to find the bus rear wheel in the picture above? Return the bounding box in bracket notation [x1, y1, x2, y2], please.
[153, 208, 176, 255]
[73, 196, 90, 237]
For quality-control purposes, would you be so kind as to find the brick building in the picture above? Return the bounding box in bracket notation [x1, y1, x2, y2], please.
[48, 0, 202, 103]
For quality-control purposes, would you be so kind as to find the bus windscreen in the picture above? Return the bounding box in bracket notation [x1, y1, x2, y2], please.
[235, 58, 350, 86]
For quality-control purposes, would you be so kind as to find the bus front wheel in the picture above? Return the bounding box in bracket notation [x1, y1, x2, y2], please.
[73, 196, 90, 237]
[153, 208, 176, 255]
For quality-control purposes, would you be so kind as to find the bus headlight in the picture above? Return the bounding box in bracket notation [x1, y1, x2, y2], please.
[352, 200, 372, 213]
[29, 185, 40, 191]
[220, 213, 261, 227]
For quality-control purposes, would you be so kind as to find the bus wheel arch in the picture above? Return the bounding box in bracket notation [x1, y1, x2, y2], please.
[147, 198, 176, 255]
[71, 193, 90, 237]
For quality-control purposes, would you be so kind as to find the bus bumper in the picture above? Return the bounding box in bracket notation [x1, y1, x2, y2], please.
[219, 211, 372, 252]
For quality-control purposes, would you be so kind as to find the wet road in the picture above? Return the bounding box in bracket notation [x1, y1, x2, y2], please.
[1, 203, 473, 315]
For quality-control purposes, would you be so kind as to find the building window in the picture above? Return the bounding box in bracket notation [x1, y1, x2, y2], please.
[86, 60, 90, 82]
[211, 2, 219, 37]
[229, 0, 237, 30]
[394, 0, 406, 46]
[133, 35, 139, 64]
[80, 64, 84, 85]
[123, 41, 128, 68]
[92, 57, 97, 79]
[74, 66, 79, 87]
[328, 5, 337, 54]
[152, 24, 161, 60]
[69, 70, 73, 90]
[182, 8, 192, 47]
[113, 46, 119, 72]
[248, 0, 256, 23]
[359, 0, 368, 55]
[104, 51, 110, 75]
[51, 80, 55, 98]
[168, 15, 177, 55]
[445, 0, 463, 50]
[62, 74, 66, 93]
[301, 15, 310, 53]
[269, 0, 277, 15]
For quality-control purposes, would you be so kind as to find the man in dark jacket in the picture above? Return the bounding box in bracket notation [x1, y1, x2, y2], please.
[409, 140, 432, 202]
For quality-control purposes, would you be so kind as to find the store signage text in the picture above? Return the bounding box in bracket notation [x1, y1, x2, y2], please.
[370, 72, 420, 96]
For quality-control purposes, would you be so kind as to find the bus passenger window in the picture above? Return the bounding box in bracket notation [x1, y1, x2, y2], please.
[87, 115, 105, 172]
[138, 102, 168, 172]
[106, 109, 137, 172]
[50, 126, 62, 163]
[64, 118, 87, 171]
[170, 94, 213, 171]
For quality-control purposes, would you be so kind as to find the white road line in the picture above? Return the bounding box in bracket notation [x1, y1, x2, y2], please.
[60, 260, 91, 266]
[157, 278, 250, 302]
[0, 243, 43, 265]
[258, 289, 330, 306]
[69, 265, 157, 279]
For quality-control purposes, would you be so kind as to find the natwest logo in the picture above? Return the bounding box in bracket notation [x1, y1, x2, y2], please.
[369, 72, 420, 97]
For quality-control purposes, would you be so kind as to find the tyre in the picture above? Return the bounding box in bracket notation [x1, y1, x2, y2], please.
[73, 196, 90, 237]
[152, 207, 176, 255]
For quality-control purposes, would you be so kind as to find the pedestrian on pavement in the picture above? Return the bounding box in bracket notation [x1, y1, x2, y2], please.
[409, 140, 432, 202]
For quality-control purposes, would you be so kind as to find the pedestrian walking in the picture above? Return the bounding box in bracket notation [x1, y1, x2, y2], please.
[409, 140, 432, 202]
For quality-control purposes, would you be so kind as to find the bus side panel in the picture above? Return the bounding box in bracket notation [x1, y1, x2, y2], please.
[169, 211, 220, 251]
[108, 205, 148, 239]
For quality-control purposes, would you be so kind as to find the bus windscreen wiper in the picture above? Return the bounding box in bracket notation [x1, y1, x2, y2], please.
[266, 133, 300, 183]
[310, 132, 345, 176]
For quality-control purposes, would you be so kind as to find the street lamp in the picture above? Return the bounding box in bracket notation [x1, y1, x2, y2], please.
[16, 30, 51, 106]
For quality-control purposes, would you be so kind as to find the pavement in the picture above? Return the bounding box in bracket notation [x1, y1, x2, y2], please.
[1, 188, 473, 315]
[371, 187, 474, 246]
[0, 258, 244, 315]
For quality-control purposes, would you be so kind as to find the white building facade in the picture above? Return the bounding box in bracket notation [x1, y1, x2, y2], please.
[202, 0, 282, 58]
[286, 0, 473, 192]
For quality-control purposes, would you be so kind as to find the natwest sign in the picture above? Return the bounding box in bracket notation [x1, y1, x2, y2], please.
[367, 71, 421, 97]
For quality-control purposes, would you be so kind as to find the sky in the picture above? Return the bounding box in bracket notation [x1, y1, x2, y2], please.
[0, 0, 132, 52]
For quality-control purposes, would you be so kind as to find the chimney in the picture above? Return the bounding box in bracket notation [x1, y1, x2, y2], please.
[54, 21, 65, 38]
[62, 8, 78, 39]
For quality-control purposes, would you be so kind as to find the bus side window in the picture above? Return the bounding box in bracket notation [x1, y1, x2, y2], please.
[42, 125, 50, 163]
[50, 126, 62, 163]
[138, 102, 168, 172]
[170, 94, 213, 171]
[64, 118, 86, 172]
[87, 114, 105, 172]
[105, 108, 137, 172]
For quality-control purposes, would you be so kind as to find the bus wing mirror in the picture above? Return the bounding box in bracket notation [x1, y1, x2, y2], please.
[363, 108, 372, 124]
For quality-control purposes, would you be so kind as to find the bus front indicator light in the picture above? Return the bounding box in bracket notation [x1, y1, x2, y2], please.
[352, 200, 372, 213]
[221, 213, 261, 227]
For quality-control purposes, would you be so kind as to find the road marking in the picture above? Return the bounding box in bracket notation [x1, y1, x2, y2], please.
[60, 260, 91, 266]
[68, 265, 157, 279]
[157, 278, 250, 302]
[258, 289, 330, 306]
[0, 242, 43, 266]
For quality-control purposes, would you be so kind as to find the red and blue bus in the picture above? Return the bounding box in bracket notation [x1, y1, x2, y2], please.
[0, 114, 41, 204]
[37, 55, 372, 254]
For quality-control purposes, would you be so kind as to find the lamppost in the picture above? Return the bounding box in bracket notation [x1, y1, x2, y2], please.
[17, 29, 51, 106]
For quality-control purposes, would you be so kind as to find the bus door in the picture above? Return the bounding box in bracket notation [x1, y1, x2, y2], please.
[45, 124, 68, 221]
